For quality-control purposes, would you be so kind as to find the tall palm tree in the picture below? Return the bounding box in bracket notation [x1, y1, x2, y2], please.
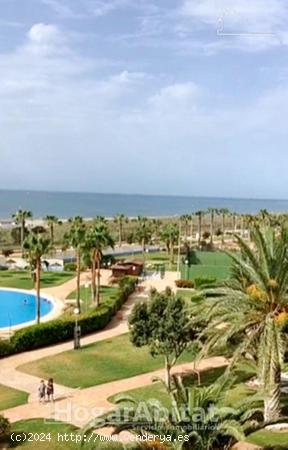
[161, 223, 179, 268]
[12, 209, 33, 255]
[195, 210, 204, 247]
[114, 213, 127, 247]
[85, 221, 114, 306]
[135, 218, 152, 258]
[199, 225, 288, 422]
[208, 207, 218, 246]
[64, 216, 86, 313]
[23, 232, 52, 324]
[180, 214, 190, 242]
[219, 208, 229, 245]
[44, 215, 62, 243]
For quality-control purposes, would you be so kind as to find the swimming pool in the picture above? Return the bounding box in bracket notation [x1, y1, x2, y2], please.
[0, 288, 54, 329]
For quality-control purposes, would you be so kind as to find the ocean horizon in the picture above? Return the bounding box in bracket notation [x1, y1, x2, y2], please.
[1, 189, 288, 219]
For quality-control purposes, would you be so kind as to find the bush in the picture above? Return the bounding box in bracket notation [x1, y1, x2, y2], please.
[0, 415, 10, 439]
[175, 279, 195, 289]
[64, 262, 77, 271]
[0, 277, 138, 357]
[194, 276, 216, 288]
[0, 340, 13, 357]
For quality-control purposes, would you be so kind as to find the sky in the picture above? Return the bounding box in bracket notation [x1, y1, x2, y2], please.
[1, 0, 288, 199]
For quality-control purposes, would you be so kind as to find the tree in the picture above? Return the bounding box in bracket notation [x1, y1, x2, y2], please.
[64, 216, 86, 313]
[180, 214, 190, 242]
[195, 211, 204, 247]
[89, 374, 264, 450]
[161, 223, 179, 268]
[23, 232, 52, 324]
[44, 215, 62, 243]
[129, 290, 194, 390]
[114, 214, 127, 247]
[208, 208, 218, 246]
[199, 225, 288, 422]
[135, 218, 152, 258]
[85, 221, 114, 306]
[12, 209, 32, 255]
[219, 208, 229, 245]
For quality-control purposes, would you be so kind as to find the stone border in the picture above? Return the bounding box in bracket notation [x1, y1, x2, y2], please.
[0, 287, 63, 334]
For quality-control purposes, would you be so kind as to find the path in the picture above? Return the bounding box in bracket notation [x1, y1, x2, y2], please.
[2, 357, 228, 427]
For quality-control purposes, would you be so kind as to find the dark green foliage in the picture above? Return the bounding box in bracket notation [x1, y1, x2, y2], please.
[129, 291, 195, 389]
[64, 262, 77, 271]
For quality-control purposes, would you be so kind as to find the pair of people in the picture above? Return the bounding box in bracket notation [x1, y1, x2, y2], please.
[38, 378, 54, 403]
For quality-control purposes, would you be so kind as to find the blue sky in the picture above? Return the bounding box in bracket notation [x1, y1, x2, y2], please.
[1, 0, 288, 198]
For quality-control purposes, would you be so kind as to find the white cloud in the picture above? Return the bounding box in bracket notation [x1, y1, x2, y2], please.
[149, 82, 200, 113]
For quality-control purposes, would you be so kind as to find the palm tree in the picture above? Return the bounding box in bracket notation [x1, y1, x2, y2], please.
[87, 374, 263, 450]
[208, 208, 218, 246]
[180, 214, 190, 242]
[12, 209, 33, 255]
[85, 221, 114, 306]
[195, 210, 204, 247]
[135, 218, 152, 258]
[161, 223, 179, 268]
[199, 225, 288, 422]
[63, 217, 86, 313]
[114, 213, 127, 247]
[44, 215, 62, 243]
[219, 208, 229, 245]
[23, 232, 52, 324]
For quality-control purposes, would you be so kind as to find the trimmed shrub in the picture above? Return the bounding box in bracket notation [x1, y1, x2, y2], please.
[175, 279, 195, 289]
[0, 415, 10, 439]
[0, 276, 138, 357]
[64, 262, 77, 272]
[0, 340, 13, 357]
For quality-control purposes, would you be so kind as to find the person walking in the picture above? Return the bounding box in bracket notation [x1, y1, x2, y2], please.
[38, 380, 46, 403]
[47, 378, 54, 402]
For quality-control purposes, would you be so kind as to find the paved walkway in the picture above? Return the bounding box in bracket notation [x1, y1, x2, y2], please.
[2, 357, 228, 427]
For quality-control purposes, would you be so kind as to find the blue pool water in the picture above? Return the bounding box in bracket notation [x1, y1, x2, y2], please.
[0, 290, 53, 329]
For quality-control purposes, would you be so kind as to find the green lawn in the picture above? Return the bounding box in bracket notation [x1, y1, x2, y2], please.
[17, 333, 194, 389]
[66, 285, 119, 311]
[0, 384, 28, 411]
[181, 251, 232, 281]
[7, 419, 130, 449]
[0, 271, 74, 290]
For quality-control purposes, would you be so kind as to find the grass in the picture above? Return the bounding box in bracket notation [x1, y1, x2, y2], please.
[18, 333, 194, 389]
[66, 285, 119, 311]
[7, 419, 131, 449]
[181, 251, 232, 281]
[0, 384, 28, 411]
[0, 271, 74, 290]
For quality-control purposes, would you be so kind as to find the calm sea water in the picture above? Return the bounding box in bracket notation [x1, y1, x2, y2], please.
[1, 190, 288, 219]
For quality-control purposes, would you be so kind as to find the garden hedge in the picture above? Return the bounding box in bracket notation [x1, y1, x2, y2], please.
[0, 276, 137, 357]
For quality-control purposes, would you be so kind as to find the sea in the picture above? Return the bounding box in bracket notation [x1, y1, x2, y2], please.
[1, 189, 288, 219]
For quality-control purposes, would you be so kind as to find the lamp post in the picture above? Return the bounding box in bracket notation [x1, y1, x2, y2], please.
[73, 307, 81, 350]
[185, 259, 189, 280]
